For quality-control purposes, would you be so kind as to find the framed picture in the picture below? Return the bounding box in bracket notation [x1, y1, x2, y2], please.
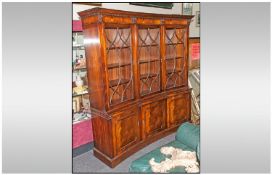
[130, 3, 173, 9]
[196, 11, 200, 27]
[72, 2, 101, 6]
[182, 3, 193, 15]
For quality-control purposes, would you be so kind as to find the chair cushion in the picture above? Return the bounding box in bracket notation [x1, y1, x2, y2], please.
[175, 122, 200, 150]
[129, 140, 194, 173]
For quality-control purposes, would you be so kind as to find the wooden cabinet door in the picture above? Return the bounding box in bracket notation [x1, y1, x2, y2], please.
[113, 107, 140, 154]
[142, 100, 166, 138]
[167, 92, 190, 127]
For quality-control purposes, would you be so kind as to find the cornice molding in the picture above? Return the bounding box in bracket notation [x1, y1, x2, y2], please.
[78, 7, 194, 20]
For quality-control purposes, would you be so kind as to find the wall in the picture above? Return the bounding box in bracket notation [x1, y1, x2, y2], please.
[189, 3, 200, 38]
[73, 3, 200, 37]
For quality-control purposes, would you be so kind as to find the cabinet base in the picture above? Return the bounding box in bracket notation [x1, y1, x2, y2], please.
[93, 124, 182, 168]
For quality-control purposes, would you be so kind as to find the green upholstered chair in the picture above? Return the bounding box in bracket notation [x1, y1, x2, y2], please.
[129, 122, 200, 173]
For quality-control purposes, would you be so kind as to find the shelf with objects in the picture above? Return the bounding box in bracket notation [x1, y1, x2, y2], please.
[72, 30, 91, 124]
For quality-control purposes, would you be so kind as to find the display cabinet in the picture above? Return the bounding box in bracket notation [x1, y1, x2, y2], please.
[79, 8, 193, 167]
[72, 31, 91, 123]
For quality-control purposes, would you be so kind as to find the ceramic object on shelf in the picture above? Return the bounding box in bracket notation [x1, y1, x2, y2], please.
[75, 75, 83, 87]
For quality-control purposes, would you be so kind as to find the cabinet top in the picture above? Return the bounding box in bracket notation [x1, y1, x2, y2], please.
[78, 7, 194, 20]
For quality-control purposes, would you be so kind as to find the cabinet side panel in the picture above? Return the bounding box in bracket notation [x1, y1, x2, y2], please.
[82, 24, 106, 111]
[92, 116, 113, 158]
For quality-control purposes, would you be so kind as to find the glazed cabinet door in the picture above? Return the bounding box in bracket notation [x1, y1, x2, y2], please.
[164, 27, 188, 89]
[113, 106, 140, 154]
[142, 100, 167, 138]
[137, 25, 161, 96]
[104, 24, 134, 106]
[167, 92, 190, 127]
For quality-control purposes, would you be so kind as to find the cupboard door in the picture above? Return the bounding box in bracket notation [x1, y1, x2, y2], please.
[165, 27, 187, 89]
[167, 92, 190, 127]
[142, 100, 166, 137]
[138, 26, 161, 96]
[104, 25, 134, 106]
[113, 107, 140, 154]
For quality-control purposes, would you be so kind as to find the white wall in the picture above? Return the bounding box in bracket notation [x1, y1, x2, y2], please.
[189, 3, 200, 38]
[73, 4, 96, 20]
[102, 3, 182, 15]
[73, 3, 200, 37]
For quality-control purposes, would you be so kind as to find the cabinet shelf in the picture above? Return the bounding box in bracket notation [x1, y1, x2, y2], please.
[138, 44, 159, 47]
[166, 69, 182, 74]
[73, 91, 89, 97]
[140, 73, 159, 80]
[165, 57, 183, 60]
[107, 46, 131, 50]
[109, 78, 131, 87]
[166, 42, 183, 46]
[73, 45, 85, 49]
[73, 67, 87, 71]
[107, 63, 131, 69]
[139, 59, 160, 64]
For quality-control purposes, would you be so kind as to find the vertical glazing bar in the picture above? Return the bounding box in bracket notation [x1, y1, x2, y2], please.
[147, 28, 152, 93]
[117, 28, 122, 102]
[160, 22, 166, 91]
[172, 28, 177, 88]
[131, 21, 140, 99]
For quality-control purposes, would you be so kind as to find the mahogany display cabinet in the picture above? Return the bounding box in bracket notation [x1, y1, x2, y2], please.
[78, 8, 193, 168]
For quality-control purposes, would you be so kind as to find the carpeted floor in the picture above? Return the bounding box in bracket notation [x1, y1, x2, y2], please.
[73, 133, 175, 173]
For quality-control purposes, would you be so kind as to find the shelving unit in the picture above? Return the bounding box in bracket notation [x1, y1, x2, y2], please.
[79, 8, 193, 168]
[72, 30, 91, 123]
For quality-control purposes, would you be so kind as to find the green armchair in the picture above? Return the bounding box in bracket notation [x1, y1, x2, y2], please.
[129, 122, 200, 173]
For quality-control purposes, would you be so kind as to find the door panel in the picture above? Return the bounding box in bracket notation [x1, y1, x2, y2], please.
[142, 100, 166, 137]
[167, 92, 190, 127]
[113, 107, 140, 154]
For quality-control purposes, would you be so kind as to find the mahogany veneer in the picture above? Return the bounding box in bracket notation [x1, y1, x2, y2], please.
[78, 8, 193, 168]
